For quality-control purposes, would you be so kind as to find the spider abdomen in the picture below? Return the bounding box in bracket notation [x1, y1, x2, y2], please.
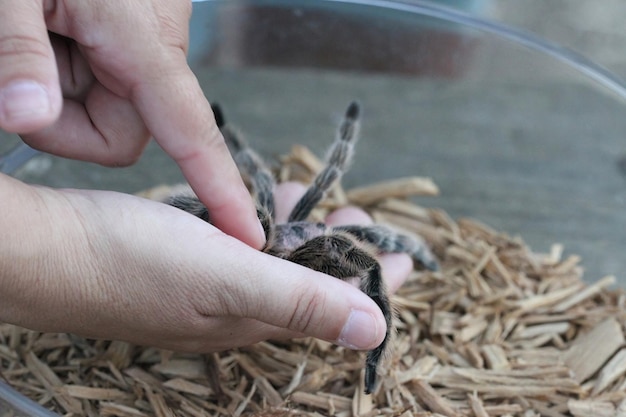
[265, 222, 327, 258]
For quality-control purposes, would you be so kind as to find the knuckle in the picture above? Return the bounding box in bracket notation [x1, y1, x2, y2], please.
[99, 127, 150, 167]
[0, 33, 52, 63]
[100, 145, 144, 167]
[104, 152, 141, 168]
[286, 285, 327, 334]
[156, 5, 190, 52]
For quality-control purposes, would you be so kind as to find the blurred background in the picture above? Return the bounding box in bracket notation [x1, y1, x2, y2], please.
[1, 0, 625, 283]
[492, 0, 626, 79]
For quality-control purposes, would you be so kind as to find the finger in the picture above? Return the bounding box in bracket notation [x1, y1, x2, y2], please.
[138, 54, 264, 248]
[192, 318, 305, 352]
[274, 181, 307, 223]
[0, 0, 62, 133]
[22, 81, 150, 167]
[190, 319, 307, 353]
[379, 253, 414, 293]
[12, 14, 150, 165]
[187, 234, 388, 351]
[42, 0, 263, 247]
[134, 62, 264, 248]
[325, 205, 374, 226]
[78, 313, 303, 353]
[49, 33, 94, 101]
[122, 2, 262, 247]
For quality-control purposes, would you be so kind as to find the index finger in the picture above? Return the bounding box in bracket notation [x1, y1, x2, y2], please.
[45, 0, 264, 248]
[133, 63, 265, 248]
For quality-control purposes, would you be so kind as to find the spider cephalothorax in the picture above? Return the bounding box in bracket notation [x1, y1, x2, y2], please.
[166, 102, 438, 394]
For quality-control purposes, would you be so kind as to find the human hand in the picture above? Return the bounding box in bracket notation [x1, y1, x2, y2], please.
[0, 0, 263, 248]
[0, 180, 412, 352]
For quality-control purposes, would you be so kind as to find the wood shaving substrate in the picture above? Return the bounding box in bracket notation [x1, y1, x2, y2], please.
[1, 144, 625, 417]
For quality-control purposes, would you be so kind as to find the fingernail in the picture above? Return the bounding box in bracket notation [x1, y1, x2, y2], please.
[254, 218, 268, 249]
[337, 309, 380, 350]
[0, 80, 51, 125]
[257, 218, 266, 239]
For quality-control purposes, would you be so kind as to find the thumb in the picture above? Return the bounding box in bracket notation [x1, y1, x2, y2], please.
[196, 240, 389, 351]
[0, 1, 62, 133]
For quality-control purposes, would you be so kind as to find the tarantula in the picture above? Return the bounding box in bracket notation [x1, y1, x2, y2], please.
[165, 102, 438, 394]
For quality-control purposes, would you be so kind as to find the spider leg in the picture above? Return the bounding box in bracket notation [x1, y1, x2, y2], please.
[360, 262, 391, 394]
[288, 102, 361, 222]
[286, 233, 391, 394]
[218, 113, 276, 222]
[165, 193, 210, 222]
[334, 224, 439, 271]
[162, 184, 274, 238]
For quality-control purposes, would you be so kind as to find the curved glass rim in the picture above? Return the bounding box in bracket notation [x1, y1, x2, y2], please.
[192, 0, 626, 101]
[0, 381, 59, 417]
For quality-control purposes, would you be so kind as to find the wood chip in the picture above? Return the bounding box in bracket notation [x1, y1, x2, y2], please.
[553, 275, 616, 312]
[100, 402, 150, 417]
[563, 317, 625, 383]
[468, 392, 489, 417]
[481, 344, 510, 370]
[592, 348, 626, 395]
[412, 379, 460, 417]
[162, 378, 213, 397]
[289, 391, 351, 413]
[347, 176, 439, 205]
[568, 399, 616, 417]
[24, 351, 83, 414]
[64, 385, 132, 401]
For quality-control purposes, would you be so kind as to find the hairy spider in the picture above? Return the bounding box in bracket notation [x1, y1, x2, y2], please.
[165, 102, 438, 394]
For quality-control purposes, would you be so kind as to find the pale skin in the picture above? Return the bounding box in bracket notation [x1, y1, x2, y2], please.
[0, 0, 412, 353]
